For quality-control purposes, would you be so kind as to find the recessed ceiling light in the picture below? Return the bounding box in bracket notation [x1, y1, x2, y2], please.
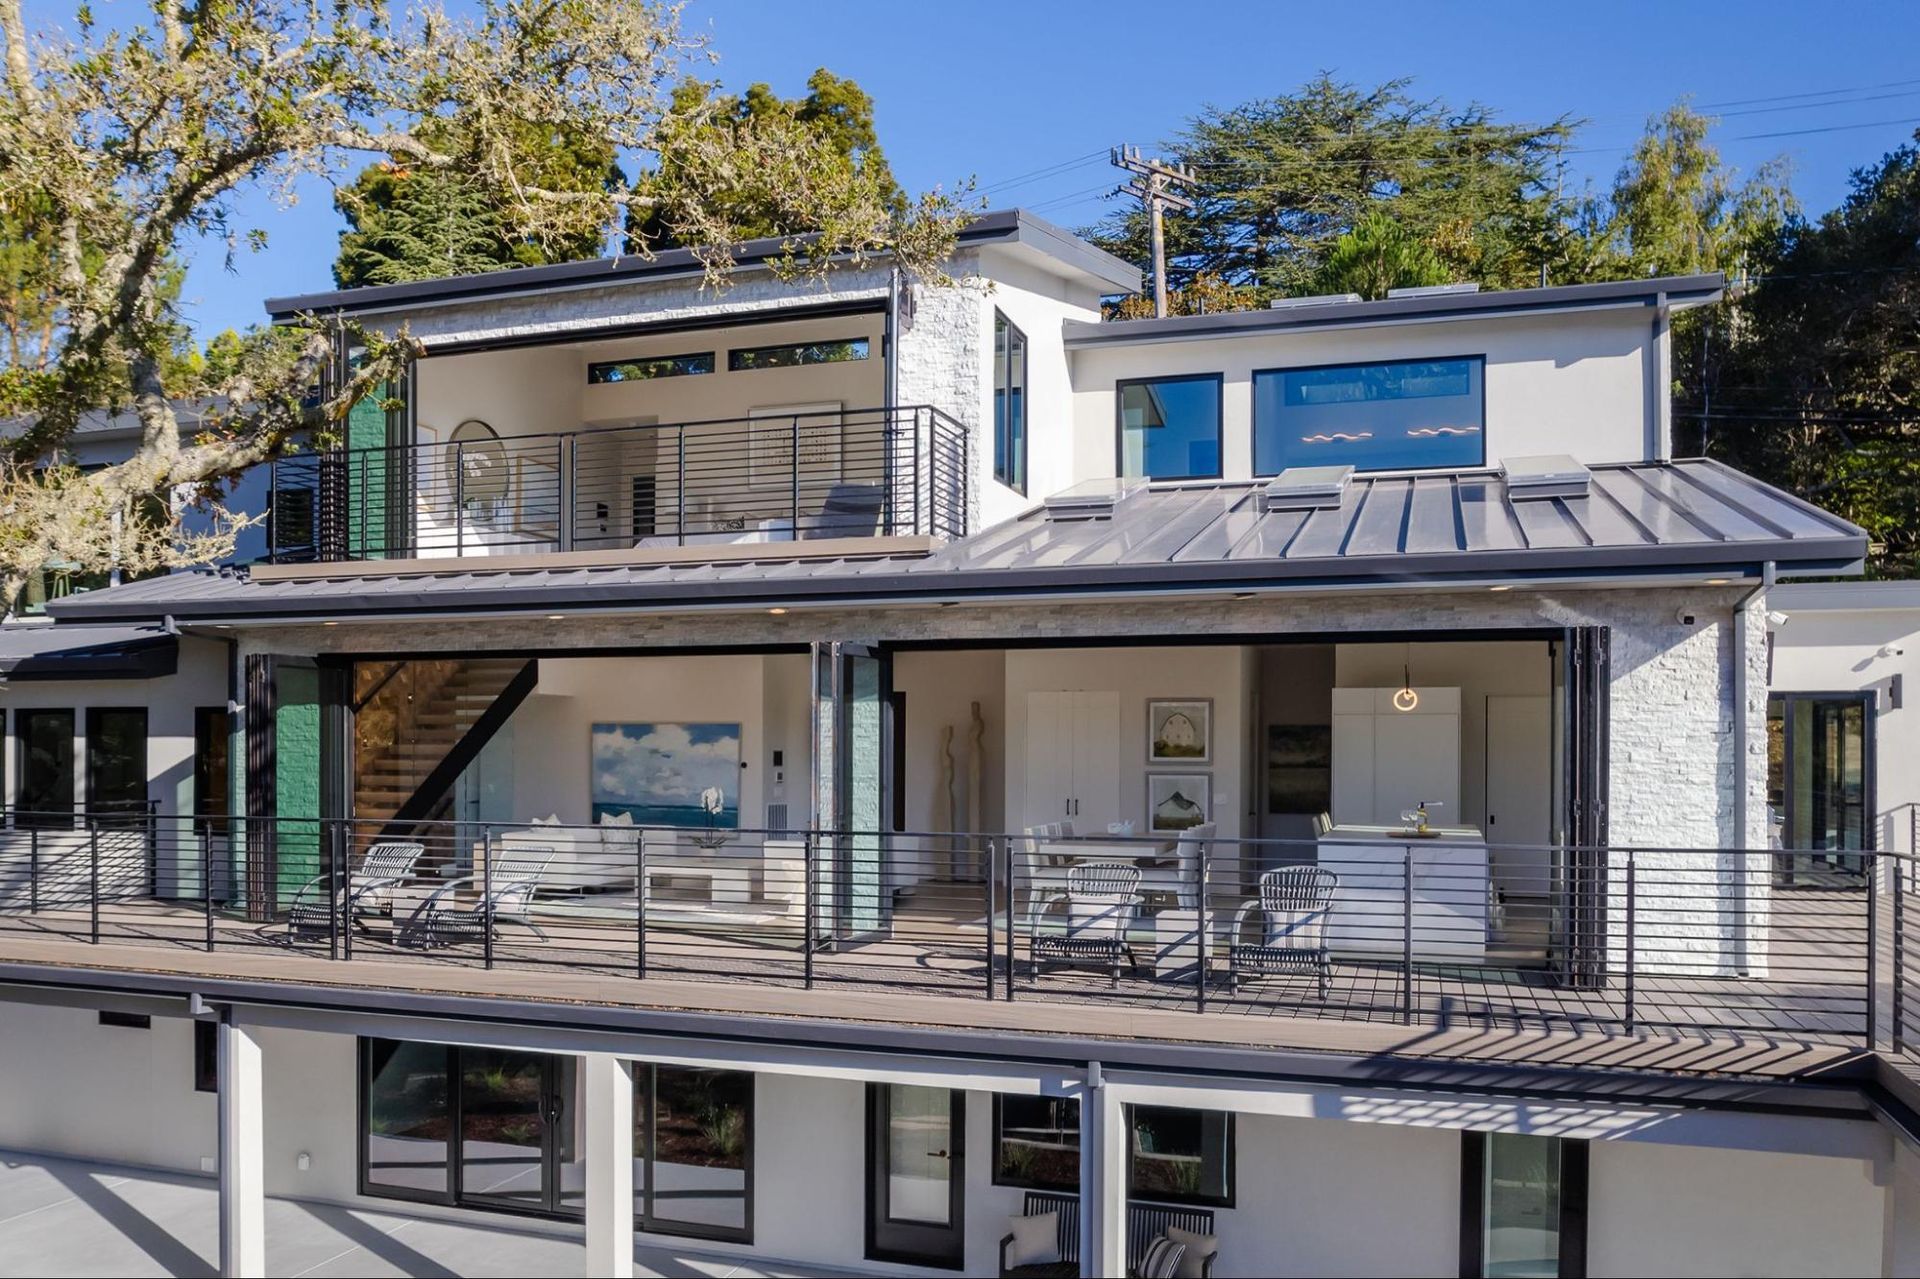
[1488, 585, 1512, 592]
[1233, 592, 1257, 601]
[1705, 578, 1729, 586]
[768, 607, 788, 616]
[547, 615, 566, 621]
[322, 620, 338, 626]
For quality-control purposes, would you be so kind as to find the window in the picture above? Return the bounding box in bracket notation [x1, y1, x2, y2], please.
[990, 1098, 1234, 1207]
[1253, 356, 1485, 474]
[993, 312, 1029, 494]
[587, 352, 715, 384]
[193, 707, 231, 838]
[86, 707, 148, 821]
[194, 1019, 218, 1093]
[641, 1064, 753, 1241]
[1461, 1132, 1587, 1278]
[1117, 374, 1222, 481]
[362, 1038, 455, 1203]
[728, 337, 870, 372]
[97, 1010, 151, 1029]
[1767, 692, 1873, 880]
[16, 708, 75, 828]
[268, 484, 317, 559]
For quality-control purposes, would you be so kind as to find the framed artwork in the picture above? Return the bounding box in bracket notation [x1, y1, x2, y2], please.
[1147, 772, 1212, 833]
[590, 722, 742, 828]
[1147, 699, 1212, 764]
[1266, 724, 1332, 815]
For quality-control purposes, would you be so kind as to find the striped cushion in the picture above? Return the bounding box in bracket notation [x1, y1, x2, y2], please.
[1136, 1236, 1187, 1279]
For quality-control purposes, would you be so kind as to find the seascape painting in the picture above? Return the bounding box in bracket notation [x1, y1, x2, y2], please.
[591, 722, 742, 828]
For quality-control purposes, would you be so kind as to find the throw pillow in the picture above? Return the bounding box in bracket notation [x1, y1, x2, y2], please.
[1164, 1225, 1217, 1279]
[1003, 1211, 1060, 1268]
[1137, 1236, 1188, 1279]
[531, 814, 561, 826]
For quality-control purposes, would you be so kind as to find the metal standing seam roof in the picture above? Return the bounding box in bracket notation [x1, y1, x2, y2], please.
[0, 622, 178, 679]
[43, 459, 1867, 624]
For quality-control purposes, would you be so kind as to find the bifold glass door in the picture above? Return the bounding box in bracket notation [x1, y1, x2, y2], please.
[811, 642, 893, 939]
[1768, 692, 1874, 881]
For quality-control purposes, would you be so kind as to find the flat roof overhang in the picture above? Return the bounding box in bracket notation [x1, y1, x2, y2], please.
[0, 622, 178, 679]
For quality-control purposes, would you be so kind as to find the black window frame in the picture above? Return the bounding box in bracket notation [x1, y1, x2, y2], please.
[988, 1096, 1237, 1208]
[638, 1061, 756, 1245]
[15, 707, 75, 828]
[1252, 354, 1487, 476]
[97, 1009, 151, 1029]
[194, 1018, 218, 1093]
[1459, 1130, 1588, 1278]
[991, 1093, 1080, 1192]
[727, 336, 871, 372]
[85, 705, 149, 820]
[992, 311, 1029, 495]
[1114, 372, 1225, 482]
[193, 706, 231, 838]
[587, 351, 716, 384]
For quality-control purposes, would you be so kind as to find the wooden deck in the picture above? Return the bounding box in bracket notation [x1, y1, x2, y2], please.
[0, 887, 1881, 1084]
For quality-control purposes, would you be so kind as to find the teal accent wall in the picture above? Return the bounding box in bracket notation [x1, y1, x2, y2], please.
[345, 383, 391, 558]
[274, 665, 322, 903]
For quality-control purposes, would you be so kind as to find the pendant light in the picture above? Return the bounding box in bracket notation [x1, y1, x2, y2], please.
[1393, 641, 1419, 712]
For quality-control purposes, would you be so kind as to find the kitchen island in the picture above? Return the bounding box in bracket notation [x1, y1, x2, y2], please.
[1315, 823, 1489, 962]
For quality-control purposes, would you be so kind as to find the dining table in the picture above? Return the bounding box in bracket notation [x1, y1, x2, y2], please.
[1037, 835, 1179, 868]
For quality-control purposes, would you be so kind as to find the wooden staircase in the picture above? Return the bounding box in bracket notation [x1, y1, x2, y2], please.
[353, 658, 528, 820]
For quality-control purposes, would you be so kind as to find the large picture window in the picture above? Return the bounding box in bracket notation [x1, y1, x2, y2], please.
[1254, 356, 1485, 474]
[85, 707, 148, 820]
[1118, 374, 1222, 481]
[993, 312, 1028, 494]
[991, 1097, 1234, 1207]
[1460, 1131, 1588, 1278]
[639, 1064, 753, 1242]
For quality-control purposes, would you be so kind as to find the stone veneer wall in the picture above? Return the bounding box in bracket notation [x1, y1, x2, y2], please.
[241, 583, 1769, 973]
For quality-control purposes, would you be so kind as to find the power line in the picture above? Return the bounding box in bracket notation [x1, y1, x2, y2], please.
[1111, 146, 1197, 317]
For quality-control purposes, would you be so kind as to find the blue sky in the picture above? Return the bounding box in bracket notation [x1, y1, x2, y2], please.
[27, 0, 1920, 338]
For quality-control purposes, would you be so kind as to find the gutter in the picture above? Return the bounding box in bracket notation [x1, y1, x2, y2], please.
[1731, 561, 1776, 975]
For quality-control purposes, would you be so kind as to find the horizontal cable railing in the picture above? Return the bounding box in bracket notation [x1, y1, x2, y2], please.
[0, 810, 1913, 1056]
[268, 405, 970, 563]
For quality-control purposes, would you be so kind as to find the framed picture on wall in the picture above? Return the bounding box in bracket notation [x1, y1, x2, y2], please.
[1147, 772, 1211, 833]
[590, 722, 742, 828]
[1147, 698, 1212, 764]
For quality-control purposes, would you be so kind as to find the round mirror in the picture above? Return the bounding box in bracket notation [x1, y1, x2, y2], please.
[446, 419, 507, 505]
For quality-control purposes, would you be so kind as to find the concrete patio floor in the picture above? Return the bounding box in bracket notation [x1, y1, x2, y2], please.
[0, 1149, 843, 1278]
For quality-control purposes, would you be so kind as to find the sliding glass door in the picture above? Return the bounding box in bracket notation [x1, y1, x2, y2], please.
[1767, 692, 1874, 882]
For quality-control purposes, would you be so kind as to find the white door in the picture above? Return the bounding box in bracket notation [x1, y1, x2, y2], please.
[1485, 694, 1553, 894]
[1070, 691, 1122, 830]
[1023, 691, 1071, 829]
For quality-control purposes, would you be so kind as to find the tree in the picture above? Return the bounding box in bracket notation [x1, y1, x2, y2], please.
[1686, 134, 1920, 576]
[1108, 271, 1259, 320]
[334, 121, 625, 287]
[0, 0, 969, 607]
[628, 68, 902, 248]
[1086, 75, 1571, 302]
[1311, 211, 1450, 300]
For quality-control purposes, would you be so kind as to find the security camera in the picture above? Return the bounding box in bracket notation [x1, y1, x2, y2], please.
[1675, 607, 1698, 627]
[1766, 610, 1790, 630]
[1879, 644, 1906, 659]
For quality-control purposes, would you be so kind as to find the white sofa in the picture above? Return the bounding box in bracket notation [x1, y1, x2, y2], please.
[492, 817, 639, 890]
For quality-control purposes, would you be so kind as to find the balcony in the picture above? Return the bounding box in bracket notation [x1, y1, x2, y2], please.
[0, 812, 1913, 1081]
[265, 405, 969, 565]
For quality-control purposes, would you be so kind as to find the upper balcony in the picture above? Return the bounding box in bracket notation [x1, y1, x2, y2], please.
[265, 403, 969, 565]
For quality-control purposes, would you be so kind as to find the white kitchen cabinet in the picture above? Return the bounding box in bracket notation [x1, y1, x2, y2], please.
[1023, 690, 1121, 829]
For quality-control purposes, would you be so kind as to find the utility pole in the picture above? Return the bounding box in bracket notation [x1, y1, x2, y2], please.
[1111, 145, 1197, 318]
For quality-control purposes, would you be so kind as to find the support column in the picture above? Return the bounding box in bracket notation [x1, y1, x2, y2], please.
[1079, 1063, 1126, 1279]
[217, 1013, 266, 1279]
[584, 1054, 635, 1278]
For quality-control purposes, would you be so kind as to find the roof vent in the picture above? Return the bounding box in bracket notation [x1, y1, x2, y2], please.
[1268, 292, 1363, 310]
[1263, 465, 1354, 512]
[1502, 454, 1591, 501]
[1385, 282, 1481, 299]
[1043, 477, 1148, 522]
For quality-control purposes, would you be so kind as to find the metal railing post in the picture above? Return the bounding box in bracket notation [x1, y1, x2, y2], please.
[202, 826, 215, 952]
[483, 826, 495, 971]
[985, 835, 998, 999]
[1005, 836, 1017, 1001]
[636, 830, 647, 979]
[27, 828, 38, 914]
[791, 416, 802, 537]
[88, 818, 100, 943]
[1867, 855, 1880, 1050]
[676, 424, 687, 545]
[339, 823, 354, 962]
[803, 832, 816, 989]
[1895, 854, 1907, 1053]
[1401, 846, 1414, 1024]
[560, 437, 575, 552]
[327, 822, 341, 961]
[454, 439, 465, 556]
[1196, 835, 1210, 1013]
[1623, 851, 1637, 1032]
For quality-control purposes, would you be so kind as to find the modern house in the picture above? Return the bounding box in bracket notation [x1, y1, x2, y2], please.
[0, 209, 1916, 1278]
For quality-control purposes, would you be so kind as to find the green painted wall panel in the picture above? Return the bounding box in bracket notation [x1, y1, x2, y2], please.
[274, 665, 322, 903]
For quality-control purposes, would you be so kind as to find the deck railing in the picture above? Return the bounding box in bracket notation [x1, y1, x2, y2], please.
[266, 404, 970, 563]
[0, 810, 1913, 1057]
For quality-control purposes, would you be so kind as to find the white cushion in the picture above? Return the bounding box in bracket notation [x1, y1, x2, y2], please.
[531, 813, 562, 826]
[1003, 1211, 1059, 1268]
[1137, 1236, 1187, 1279]
[599, 811, 634, 827]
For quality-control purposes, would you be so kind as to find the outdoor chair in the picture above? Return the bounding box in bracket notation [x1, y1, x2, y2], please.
[1028, 861, 1143, 984]
[284, 840, 425, 939]
[999, 1191, 1219, 1278]
[1229, 866, 1338, 999]
[801, 481, 886, 540]
[403, 846, 556, 948]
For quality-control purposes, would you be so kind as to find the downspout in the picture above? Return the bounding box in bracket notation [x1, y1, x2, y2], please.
[1730, 561, 1775, 975]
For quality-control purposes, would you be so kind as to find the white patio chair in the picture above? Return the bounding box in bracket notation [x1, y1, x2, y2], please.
[406, 845, 556, 948]
[1028, 862, 1143, 984]
[1139, 822, 1214, 909]
[285, 840, 426, 938]
[1229, 866, 1337, 999]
